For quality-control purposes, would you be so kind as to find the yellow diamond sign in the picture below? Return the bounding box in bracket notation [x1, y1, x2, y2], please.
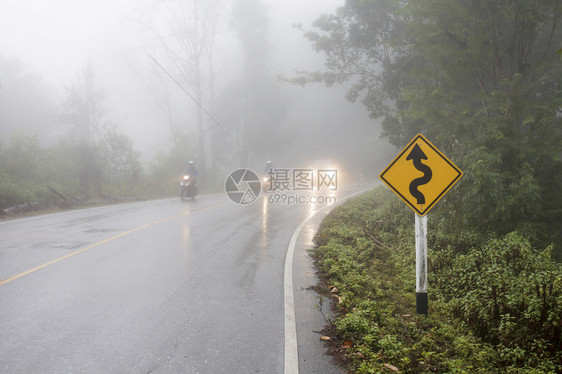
[379, 134, 462, 216]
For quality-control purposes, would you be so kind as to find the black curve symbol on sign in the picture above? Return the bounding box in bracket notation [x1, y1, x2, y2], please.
[406, 144, 432, 204]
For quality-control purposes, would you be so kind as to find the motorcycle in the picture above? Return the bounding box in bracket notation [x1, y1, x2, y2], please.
[262, 167, 276, 192]
[180, 174, 197, 201]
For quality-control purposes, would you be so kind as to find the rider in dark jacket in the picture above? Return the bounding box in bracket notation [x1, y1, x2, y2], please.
[184, 161, 199, 181]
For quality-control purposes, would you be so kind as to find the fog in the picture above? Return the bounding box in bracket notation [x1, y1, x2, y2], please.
[0, 0, 394, 186]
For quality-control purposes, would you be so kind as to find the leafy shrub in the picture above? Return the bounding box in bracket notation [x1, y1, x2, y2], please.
[435, 233, 562, 370]
[0, 174, 28, 209]
[313, 187, 562, 373]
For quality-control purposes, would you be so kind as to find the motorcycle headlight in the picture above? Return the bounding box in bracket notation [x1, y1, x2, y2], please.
[183, 175, 190, 180]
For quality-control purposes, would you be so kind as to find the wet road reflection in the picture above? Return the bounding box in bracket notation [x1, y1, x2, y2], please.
[0, 183, 374, 373]
[260, 195, 269, 248]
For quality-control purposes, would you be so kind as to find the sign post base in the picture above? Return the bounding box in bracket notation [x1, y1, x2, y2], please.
[416, 292, 428, 316]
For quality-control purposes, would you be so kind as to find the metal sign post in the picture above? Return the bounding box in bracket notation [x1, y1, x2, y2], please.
[415, 213, 428, 316]
[379, 134, 462, 316]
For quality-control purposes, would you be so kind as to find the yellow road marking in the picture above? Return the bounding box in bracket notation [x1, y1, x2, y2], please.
[0, 202, 229, 287]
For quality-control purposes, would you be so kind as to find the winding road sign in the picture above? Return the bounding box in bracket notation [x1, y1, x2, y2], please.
[379, 134, 462, 216]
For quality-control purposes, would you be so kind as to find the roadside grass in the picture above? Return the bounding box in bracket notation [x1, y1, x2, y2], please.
[312, 187, 562, 373]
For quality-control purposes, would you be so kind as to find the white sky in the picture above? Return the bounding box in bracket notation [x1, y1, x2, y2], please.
[0, 0, 134, 80]
[0, 0, 342, 81]
[0, 0, 347, 156]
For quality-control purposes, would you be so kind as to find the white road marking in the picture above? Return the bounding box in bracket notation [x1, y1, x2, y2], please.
[283, 188, 372, 374]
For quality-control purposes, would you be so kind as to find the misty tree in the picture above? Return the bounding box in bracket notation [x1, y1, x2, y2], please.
[0, 135, 41, 209]
[138, 0, 227, 173]
[61, 64, 106, 143]
[59, 65, 142, 199]
[299, 0, 562, 252]
[223, 0, 291, 165]
[59, 65, 107, 198]
[0, 134, 44, 180]
[140, 69, 181, 146]
[0, 55, 56, 144]
[102, 128, 142, 194]
[0, 135, 46, 208]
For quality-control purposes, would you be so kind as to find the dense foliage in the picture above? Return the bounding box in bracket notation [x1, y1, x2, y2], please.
[313, 187, 562, 373]
[298, 0, 562, 259]
[0, 65, 196, 212]
[0, 130, 200, 211]
[0, 132, 143, 209]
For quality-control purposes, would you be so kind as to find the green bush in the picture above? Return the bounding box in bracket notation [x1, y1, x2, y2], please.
[435, 233, 562, 370]
[0, 173, 52, 210]
[313, 187, 562, 373]
[0, 174, 28, 209]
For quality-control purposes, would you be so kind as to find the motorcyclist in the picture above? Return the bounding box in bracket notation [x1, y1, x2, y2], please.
[184, 160, 199, 181]
[263, 160, 273, 174]
[183, 161, 199, 194]
[263, 161, 274, 190]
[180, 161, 199, 200]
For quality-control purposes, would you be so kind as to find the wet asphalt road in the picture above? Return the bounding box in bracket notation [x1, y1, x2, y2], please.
[0, 184, 373, 373]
